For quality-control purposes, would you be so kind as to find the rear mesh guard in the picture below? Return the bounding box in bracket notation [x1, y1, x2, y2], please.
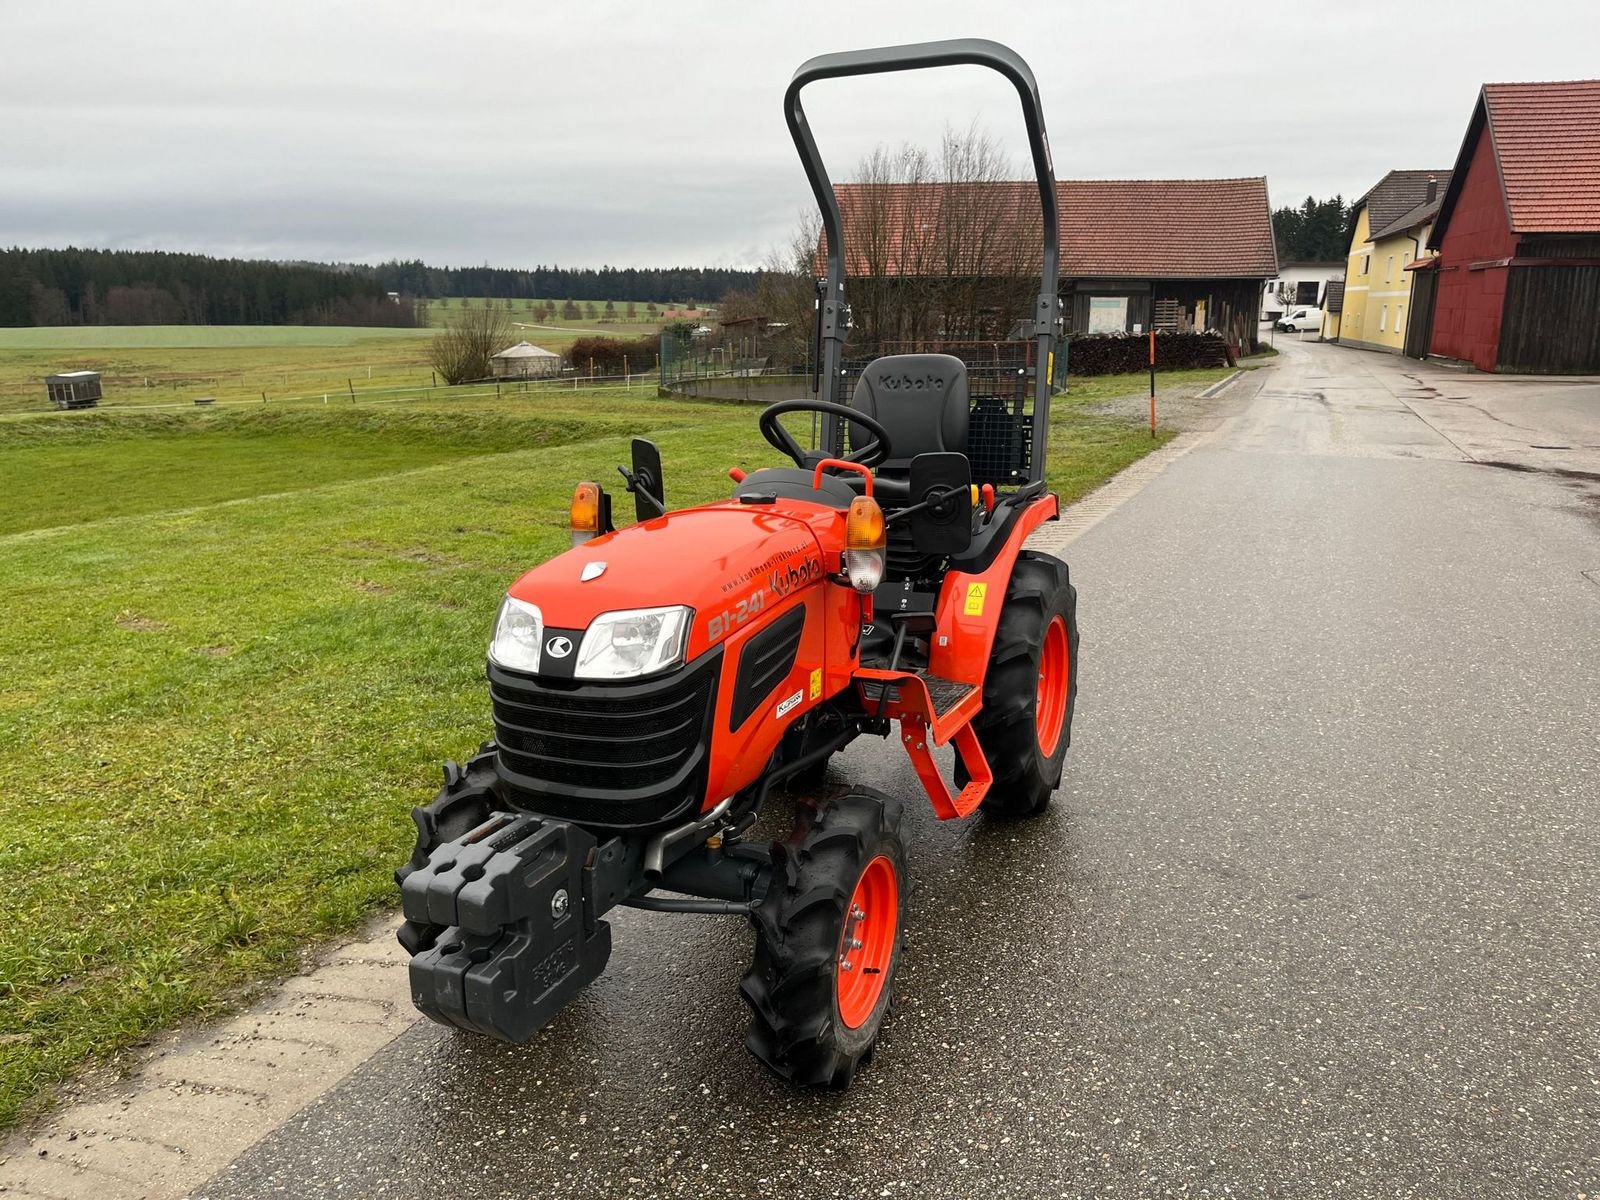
[836, 352, 1036, 488]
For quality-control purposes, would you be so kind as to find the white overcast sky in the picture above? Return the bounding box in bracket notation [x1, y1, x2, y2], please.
[5, 0, 1597, 269]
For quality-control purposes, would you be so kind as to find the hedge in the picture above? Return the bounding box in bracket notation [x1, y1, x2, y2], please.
[568, 334, 660, 375]
[1064, 331, 1233, 377]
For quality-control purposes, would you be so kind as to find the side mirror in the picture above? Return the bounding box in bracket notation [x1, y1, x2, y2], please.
[907, 452, 972, 556]
[629, 438, 666, 522]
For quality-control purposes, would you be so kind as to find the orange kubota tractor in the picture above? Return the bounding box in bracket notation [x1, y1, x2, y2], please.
[396, 38, 1078, 1087]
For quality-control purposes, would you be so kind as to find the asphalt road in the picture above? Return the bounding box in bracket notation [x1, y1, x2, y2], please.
[202, 340, 1600, 1199]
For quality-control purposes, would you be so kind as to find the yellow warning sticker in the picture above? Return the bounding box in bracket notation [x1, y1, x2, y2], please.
[964, 582, 987, 616]
[809, 667, 823, 700]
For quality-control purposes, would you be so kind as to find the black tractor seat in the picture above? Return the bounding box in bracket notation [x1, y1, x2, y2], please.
[847, 354, 969, 500]
[734, 354, 974, 517]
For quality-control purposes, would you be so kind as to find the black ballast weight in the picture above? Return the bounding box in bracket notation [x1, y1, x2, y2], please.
[401, 811, 611, 1041]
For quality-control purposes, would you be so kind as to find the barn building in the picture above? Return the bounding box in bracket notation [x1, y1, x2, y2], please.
[1059, 178, 1276, 351]
[1423, 79, 1600, 373]
[490, 342, 563, 379]
[826, 177, 1278, 354]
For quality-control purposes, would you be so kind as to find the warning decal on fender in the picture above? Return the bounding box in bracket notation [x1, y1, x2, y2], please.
[776, 689, 804, 718]
[808, 668, 823, 700]
[964, 583, 987, 616]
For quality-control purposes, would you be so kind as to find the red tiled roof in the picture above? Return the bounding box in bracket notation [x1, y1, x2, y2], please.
[819, 177, 1277, 281]
[1483, 80, 1600, 232]
[1063, 178, 1276, 277]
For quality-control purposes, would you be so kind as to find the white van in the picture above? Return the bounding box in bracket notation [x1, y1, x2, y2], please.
[1275, 307, 1323, 333]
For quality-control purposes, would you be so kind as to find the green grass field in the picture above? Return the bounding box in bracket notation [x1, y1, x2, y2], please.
[0, 326, 439, 416]
[0, 321, 667, 416]
[0, 368, 1215, 1130]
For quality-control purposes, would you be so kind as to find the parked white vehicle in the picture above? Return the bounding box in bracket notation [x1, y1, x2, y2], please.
[1276, 307, 1323, 333]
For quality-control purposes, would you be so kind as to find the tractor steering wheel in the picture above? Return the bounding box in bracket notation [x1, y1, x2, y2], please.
[759, 400, 892, 470]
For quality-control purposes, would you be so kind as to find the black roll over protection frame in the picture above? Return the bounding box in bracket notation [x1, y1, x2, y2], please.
[783, 38, 1062, 485]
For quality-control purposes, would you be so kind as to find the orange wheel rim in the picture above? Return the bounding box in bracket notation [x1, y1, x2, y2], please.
[835, 854, 899, 1029]
[1035, 615, 1069, 757]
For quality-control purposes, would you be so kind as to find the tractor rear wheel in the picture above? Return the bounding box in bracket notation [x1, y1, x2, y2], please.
[970, 551, 1078, 819]
[741, 788, 907, 1087]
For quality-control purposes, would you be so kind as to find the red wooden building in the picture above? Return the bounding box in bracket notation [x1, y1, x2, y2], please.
[1422, 80, 1600, 373]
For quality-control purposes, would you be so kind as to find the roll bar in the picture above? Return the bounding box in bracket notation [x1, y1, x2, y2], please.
[784, 39, 1061, 481]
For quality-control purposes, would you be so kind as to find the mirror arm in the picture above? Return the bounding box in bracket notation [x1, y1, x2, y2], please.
[882, 485, 966, 526]
[616, 465, 666, 519]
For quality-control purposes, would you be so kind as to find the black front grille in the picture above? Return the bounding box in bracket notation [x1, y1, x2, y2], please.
[488, 647, 721, 829]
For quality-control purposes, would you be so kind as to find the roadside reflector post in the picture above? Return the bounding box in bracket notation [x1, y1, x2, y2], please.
[1148, 329, 1156, 438]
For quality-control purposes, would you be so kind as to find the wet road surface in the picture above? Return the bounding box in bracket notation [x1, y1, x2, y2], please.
[201, 341, 1600, 1199]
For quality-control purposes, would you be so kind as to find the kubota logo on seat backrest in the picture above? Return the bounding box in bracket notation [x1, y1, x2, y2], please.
[878, 373, 948, 393]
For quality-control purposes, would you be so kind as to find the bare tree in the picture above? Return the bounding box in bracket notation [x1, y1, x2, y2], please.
[930, 122, 1036, 342]
[716, 288, 762, 323]
[755, 210, 823, 370]
[789, 123, 1038, 355]
[429, 303, 515, 384]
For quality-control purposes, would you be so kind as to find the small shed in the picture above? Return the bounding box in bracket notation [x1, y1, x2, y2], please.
[45, 371, 102, 410]
[491, 342, 563, 379]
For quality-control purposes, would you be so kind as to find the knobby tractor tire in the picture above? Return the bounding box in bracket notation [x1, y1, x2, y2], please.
[970, 550, 1079, 819]
[394, 745, 498, 956]
[741, 788, 908, 1088]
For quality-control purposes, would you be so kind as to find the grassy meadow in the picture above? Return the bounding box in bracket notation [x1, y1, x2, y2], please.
[0, 358, 1227, 1130]
[0, 325, 438, 416]
[0, 314, 665, 416]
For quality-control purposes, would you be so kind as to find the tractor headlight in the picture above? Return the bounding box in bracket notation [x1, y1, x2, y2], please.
[575, 605, 692, 680]
[488, 595, 544, 673]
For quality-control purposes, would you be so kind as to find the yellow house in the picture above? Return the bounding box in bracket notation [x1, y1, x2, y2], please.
[1324, 169, 1451, 351]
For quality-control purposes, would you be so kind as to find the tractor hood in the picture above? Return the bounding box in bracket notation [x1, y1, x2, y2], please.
[506, 503, 836, 663]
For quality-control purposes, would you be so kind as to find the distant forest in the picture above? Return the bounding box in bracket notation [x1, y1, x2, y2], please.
[0, 248, 763, 327]
[1271, 196, 1352, 263]
[350, 261, 761, 306]
[0, 248, 418, 328]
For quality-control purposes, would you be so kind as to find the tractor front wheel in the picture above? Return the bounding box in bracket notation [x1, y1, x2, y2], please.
[970, 551, 1079, 819]
[741, 789, 907, 1087]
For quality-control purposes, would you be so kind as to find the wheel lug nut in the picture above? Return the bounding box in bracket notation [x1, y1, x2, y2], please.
[850, 937, 863, 949]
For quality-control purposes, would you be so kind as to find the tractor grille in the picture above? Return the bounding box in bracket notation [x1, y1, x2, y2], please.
[488, 648, 721, 829]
